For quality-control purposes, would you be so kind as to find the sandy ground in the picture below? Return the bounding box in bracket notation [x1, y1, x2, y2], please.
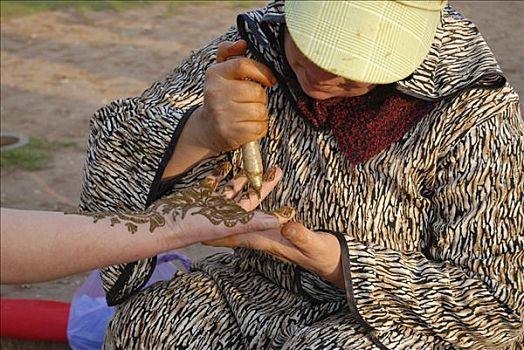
[0, 1, 523, 349]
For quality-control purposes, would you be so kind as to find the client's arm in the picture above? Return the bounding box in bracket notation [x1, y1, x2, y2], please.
[1, 167, 290, 284]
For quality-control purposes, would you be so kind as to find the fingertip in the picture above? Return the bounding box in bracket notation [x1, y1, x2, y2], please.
[232, 40, 248, 55]
[237, 39, 248, 49]
[281, 222, 307, 244]
[262, 166, 277, 183]
[266, 76, 277, 88]
[281, 224, 298, 243]
[272, 206, 295, 222]
[217, 40, 248, 63]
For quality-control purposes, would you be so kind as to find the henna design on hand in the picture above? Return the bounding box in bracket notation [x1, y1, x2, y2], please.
[68, 181, 256, 234]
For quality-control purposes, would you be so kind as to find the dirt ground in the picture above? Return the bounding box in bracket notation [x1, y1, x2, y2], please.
[0, 1, 523, 349]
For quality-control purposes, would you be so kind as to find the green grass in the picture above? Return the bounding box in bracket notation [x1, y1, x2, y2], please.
[0, 137, 77, 171]
[0, 0, 150, 18]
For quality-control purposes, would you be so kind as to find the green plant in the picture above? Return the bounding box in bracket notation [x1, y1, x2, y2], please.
[1, 0, 266, 19]
[0, 137, 77, 171]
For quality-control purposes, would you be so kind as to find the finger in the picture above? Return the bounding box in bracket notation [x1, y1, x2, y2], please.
[280, 222, 313, 251]
[259, 166, 283, 200]
[234, 111, 268, 129]
[226, 211, 281, 235]
[219, 184, 236, 200]
[216, 40, 247, 63]
[221, 177, 247, 200]
[228, 120, 268, 143]
[220, 57, 276, 87]
[270, 206, 295, 225]
[226, 101, 268, 122]
[204, 207, 297, 247]
[237, 167, 283, 211]
[201, 162, 232, 191]
[203, 236, 235, 248]
[238, 189, 263, 211]
[203, 231, 260, 249]
[219, 171, 248, 199]
[204, 228, 285, 250]
[204, 228, 298, 265]
[229, 80, 267, 104]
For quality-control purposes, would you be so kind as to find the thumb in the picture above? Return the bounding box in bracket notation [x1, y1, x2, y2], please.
[216, 39, 248, 63]
[281, 222, 311, 250]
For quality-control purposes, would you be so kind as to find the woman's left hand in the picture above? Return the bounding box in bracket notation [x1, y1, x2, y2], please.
[205, 222, 345, 288]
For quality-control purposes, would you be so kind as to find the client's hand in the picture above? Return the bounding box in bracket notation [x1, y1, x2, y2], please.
[162, 162, 293, 249]
[79, 162, 293, 252]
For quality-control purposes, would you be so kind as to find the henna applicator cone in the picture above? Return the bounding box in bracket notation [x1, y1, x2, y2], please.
[242, 141, 263, 194]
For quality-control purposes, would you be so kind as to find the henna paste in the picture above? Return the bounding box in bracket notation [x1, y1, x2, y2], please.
[262, 167, 277, 182]
[69, 162, 295, 234]
[68, 182, 255, 234]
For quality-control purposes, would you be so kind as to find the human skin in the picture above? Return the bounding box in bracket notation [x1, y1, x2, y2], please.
[162, 32, 376, 180]
[200, 34, 380, 288]
[205, 222, 345, 288]
[162, 40, 275, 179]
[283, 29, 376, 100]
[0, 168, 290, 284]
[159, 33, 377, 289]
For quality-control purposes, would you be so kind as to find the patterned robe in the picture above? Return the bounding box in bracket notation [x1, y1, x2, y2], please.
[80, 2, 524, 349]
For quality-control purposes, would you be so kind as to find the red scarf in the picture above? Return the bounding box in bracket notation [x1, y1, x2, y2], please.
[292, 84, 436, 165]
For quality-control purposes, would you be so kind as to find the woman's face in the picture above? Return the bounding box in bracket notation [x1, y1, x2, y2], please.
[284, 29, 376, 100]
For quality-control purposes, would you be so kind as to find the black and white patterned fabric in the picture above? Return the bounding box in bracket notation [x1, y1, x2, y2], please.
[79, 2, 523, 349]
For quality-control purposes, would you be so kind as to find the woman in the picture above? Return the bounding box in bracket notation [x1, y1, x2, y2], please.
[1, 166, 289, 284]
[80, 0, 523, 349]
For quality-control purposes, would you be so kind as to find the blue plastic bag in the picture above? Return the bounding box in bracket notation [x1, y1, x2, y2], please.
[67, 253, 191, 350]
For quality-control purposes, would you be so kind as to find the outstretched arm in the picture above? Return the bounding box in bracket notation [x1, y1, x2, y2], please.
[1, 167, 290, 284]
[1, 207, 167, 284]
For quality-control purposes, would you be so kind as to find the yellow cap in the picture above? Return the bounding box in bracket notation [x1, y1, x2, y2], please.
[285, 0, 447, 84]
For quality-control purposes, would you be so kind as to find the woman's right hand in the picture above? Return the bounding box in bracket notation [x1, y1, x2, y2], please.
[161, 40, 276, 179]
[189, 40, 277, 155]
